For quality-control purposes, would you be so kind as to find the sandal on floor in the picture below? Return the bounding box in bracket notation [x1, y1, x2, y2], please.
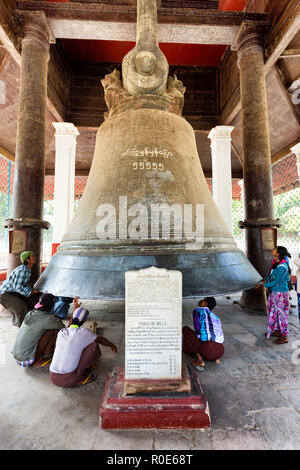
[191, 361, 205, 372]
[32, 358, 52, 369]
[274, 337, 288, 344]
[75, 373, 95, 387]
[265, 331, 281, 338]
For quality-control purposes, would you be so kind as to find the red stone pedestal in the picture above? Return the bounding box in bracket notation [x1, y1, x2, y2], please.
[99, 365, 211, 429]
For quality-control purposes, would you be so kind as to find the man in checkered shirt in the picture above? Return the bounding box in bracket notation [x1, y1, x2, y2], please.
[0, 251, 40, 327]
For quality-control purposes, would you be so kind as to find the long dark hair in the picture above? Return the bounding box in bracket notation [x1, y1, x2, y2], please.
[272, 246, 291, 274]
[203, 297, 217, 311]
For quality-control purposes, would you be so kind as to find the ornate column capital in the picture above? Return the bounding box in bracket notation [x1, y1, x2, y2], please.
[231, 20, 268, 68]
[53, 122, 80, 140]
[16, 10, 55, 54]
[208, 125, 234, 141]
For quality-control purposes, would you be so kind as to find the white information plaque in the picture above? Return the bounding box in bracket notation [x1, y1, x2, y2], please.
[125, 266, 182, 380]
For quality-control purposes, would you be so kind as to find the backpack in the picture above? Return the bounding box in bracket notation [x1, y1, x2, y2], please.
[51, 296, 73, 319]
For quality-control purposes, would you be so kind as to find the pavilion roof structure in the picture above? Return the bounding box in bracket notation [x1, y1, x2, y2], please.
[0, 0, 300, 181]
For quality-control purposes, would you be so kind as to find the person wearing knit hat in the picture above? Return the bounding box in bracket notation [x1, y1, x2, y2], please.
[0, 251, 40, 327]
[20, 251, 34, 264]
[12, 293, 65, 369]
[72, 306, 90, 324]
[50, 298, 118, 388]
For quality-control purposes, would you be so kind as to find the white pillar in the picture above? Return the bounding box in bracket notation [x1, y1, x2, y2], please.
[208, 126, 234, 233]
[52, 122, 79, 244]
[290, 142, 300, 179]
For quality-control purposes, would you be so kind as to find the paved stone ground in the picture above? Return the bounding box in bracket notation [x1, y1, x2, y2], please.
[0, 293, 299, 451]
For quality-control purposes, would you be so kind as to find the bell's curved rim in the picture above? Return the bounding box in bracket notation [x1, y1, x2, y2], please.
[35, 250, 262, 300]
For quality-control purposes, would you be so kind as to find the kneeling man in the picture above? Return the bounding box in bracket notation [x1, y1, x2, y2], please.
[50, 305, 118, 387]
[12, 293, 65, 368]
[182, 297, 224, 370]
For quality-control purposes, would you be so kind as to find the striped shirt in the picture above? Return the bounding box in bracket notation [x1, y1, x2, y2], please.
[193, 307, 224, 344]
[0, 264, 32, 297]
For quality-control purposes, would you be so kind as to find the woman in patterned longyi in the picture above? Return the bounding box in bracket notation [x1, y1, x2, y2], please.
[263, 246, 291, 344]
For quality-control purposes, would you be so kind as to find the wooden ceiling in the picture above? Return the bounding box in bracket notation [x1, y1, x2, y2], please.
[0, 0, 300, 179]
[60, 39, 228, 67]
[43, 0, 246, 66]
[57, 0, 247, 65]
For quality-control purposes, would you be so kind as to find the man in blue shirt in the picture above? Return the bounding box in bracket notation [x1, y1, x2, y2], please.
[0, 251, 40, 327]
[182, 297, 224, 371]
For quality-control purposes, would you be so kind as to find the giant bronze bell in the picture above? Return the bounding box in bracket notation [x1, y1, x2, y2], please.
[35, 0, 261, 299]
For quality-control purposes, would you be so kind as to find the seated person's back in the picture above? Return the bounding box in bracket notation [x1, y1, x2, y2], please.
[12, 293, 64, 367]
[50, 322, 97, 374]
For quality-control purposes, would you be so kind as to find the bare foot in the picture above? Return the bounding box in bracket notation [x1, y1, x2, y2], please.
[192, 359, 205, 371]
[215, 359, 220, 364]
[195, 353, 205, 367]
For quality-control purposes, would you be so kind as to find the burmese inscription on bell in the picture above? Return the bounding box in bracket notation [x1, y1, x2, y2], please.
[125, 266, 182, 380]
